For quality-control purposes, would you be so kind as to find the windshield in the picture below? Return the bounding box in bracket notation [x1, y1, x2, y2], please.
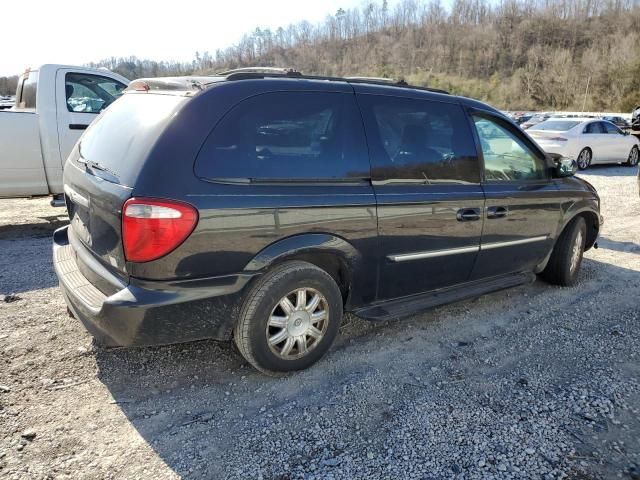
[79, 93, 188, 186]
[530, 120, 580, 131]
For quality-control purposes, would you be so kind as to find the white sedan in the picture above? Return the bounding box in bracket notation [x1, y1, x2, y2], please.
[527, 118, 640, 169]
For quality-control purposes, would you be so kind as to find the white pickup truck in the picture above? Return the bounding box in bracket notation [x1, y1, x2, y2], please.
[0, 64, 129, 204]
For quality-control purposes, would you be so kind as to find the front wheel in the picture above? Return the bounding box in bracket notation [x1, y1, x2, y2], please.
[577, 148, 592, 170]
[627, 146, 639, 166]
[233, 261, 343, 375]
[540, 217, 587, 287]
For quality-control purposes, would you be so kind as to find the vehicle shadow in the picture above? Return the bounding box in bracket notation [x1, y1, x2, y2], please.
[0, 217, 63, 293]
[597, 236, 640, 254]
[0, 214, 68, 240]
[92, 256, 640, 479]
[577, 164, 638, 177]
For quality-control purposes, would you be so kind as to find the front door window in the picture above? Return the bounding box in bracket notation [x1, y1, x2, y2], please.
[65, 73, 126, 113]
[473, 116, 547, 181]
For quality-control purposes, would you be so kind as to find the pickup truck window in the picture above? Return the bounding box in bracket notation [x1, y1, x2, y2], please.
[65, 73, 126, 113]
[18, 71, 38, 109]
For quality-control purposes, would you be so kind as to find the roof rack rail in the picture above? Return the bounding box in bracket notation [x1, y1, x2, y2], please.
[216, 67, 300, 76]
[344, 76, 396, 83]
[219, 68, 449, 95]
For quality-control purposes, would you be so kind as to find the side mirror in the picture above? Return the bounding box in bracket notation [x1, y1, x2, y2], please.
[550, 155, 577, 177]
[548, 153, 577, 177]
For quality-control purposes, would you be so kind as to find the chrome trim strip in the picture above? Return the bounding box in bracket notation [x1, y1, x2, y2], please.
[387, 236, 549, 262]
[388, 245, 480, 262]
[481, 235, 549, 250]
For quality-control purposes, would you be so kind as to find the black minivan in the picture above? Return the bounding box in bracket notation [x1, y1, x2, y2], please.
[53, 69, 601, 375]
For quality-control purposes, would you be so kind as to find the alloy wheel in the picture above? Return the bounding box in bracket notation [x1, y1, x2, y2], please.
[577, 149, 591, 169]
[629, 147, 639, 166]
[266, 288, 329, 360]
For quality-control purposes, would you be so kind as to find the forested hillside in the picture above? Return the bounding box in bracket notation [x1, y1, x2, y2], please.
[3, 0, 640, 111]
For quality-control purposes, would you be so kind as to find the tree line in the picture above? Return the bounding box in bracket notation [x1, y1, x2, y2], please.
[2, 0, 639, 111]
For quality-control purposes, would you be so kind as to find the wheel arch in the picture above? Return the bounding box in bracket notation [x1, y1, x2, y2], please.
[559, 206, 600, 251]
[243, 233, 367, 309]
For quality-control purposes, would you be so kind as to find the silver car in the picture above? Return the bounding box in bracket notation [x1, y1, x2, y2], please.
[528, 118, 640, 169]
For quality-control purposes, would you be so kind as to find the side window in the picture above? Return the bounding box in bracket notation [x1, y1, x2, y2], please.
[65, 73, 126, 113]
[584, 122, 603, 134]
[472, 115, 547, 182]
[18, 71, 38, 109]
[358, 95, 480, 183]
[195, 92, 370, 181]
[602, 122, 621, 134]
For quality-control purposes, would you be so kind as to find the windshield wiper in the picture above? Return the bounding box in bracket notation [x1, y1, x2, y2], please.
[77, 157, 119, 179]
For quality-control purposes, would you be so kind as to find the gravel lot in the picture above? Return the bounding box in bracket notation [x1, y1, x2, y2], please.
[1, 166, 639, 480]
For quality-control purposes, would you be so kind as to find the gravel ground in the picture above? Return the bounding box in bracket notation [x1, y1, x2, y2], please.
[1, 165, 639, 480]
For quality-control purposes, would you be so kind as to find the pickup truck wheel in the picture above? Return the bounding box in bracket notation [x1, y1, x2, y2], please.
[233, 261, 343, 376]
[541, 217, 586, 287]
[577, 148, 592, 170]
[626, 146, 639, 166]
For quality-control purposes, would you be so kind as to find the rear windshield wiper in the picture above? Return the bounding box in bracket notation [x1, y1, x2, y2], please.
[77, 157, 119, 179]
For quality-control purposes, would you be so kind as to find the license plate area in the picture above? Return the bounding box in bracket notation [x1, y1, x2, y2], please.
[64, 185, 91, 246]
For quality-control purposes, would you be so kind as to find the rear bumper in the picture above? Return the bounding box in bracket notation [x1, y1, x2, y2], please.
[53, 226, 255, 347]
[534, 142, 572, 158]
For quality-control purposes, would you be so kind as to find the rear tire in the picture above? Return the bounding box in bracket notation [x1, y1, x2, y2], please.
[233, 261, 343, 376]
[577, 148, 592, 170]
[626, 146, 639, 166]
[541, 217, 586, 287]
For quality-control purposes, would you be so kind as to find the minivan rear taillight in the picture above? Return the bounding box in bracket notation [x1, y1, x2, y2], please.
[122, 198, 198, 263]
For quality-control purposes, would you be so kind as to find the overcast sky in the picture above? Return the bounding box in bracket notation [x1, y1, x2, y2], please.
[0, 0, 369, 76]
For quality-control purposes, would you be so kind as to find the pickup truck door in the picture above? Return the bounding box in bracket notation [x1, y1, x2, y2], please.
[469, 112, 561, 279]
[0, 71, 48, 197]
[55, 69, 127, 165]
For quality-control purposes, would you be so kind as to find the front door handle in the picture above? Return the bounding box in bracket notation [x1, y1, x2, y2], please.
[487, 206, 508, 219]
[456, 208, 481, 222]
[69, 124, 89, 130]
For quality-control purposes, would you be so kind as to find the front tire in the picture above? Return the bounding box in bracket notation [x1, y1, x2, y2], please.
[233, 261, 343, 375]
[577, 148, 592, 170]
[541, 217, 586, 287]
[627, 146, 639, 166]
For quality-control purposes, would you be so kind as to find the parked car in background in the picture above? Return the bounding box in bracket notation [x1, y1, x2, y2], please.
[0, 65, 128, 203]
[631, 105, 640, 142]
[602, 116, 630, 130]
[0, 96, 14, 110]
[53, 70, 601, 375]
[520, 113, 551, 129]
[513, 113, 534, 125]
[528, 118, 640, 169]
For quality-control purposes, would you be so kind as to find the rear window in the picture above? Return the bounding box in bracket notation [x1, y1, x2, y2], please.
[195, 91, 370, 181]
[18, 71, 38, 109]
[79, 93, 187, 186]
[531, 120, 580, 131]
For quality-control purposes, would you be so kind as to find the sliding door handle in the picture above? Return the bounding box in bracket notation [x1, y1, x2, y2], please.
[456, 208, 481, 222]
[69, 124, 89, 130]
[487, 206, 508, 219]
